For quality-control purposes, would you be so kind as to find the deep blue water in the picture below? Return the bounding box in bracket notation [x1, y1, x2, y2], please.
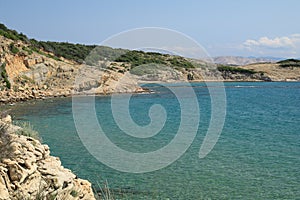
[10, 82, 300, 199]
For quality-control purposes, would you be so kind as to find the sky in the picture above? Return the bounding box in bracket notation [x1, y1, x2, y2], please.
[1, 0, 300, 58]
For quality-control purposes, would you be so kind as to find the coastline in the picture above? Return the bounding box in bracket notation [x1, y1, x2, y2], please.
[1, 80, 299, 105]
[0, 114, 96, 199]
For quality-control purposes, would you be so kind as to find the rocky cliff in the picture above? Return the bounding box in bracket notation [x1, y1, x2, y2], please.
[0, 115, 95, 200]
[0, 35, 143, 103]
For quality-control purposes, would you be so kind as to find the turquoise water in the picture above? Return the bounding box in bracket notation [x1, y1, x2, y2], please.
[10, 82, 300, 199]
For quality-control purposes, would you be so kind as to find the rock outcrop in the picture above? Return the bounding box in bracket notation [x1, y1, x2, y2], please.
[0, 36, 145, 104]
[0, 116, 95, 200]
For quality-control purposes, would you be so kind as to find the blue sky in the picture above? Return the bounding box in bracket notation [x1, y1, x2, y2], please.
[1, 0, 300, 58]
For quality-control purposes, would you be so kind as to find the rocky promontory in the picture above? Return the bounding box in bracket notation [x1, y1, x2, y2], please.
[0, 115, 96, 200]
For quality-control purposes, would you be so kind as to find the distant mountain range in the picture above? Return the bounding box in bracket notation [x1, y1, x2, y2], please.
[213, 56, 284, 66]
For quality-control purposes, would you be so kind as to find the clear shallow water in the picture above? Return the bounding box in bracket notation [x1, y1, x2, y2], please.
[10, 82, 300, 199]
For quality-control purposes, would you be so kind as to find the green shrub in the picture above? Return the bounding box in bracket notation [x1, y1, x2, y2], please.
[130, 63, 163, 76]
[36, 41, 95, 63]
[0, 29, 18, 40]
[4, 78, 11, 89]
[0, 23, 28, 42]
[217, 65, 255, 74]
[22, 46, 33, 55]
[168, 57, 194, 68]
[0, 63, 11, 89]
[0, 23, 195, 68]
[9, 43, 19, 54]
[277, 59, 300, 68]
[115, 50, 194, 69]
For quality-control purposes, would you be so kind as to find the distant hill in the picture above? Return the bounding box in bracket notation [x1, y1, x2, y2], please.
[277, 59, 300, 68]
[213, 56, 282, 66]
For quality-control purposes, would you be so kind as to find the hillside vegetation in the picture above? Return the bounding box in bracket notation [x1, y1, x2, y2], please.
[114, 50, 195, 69]
[0, 63, 10, 89]
[217, 65, 255, 74]
[277, 59, 300, 68]
[1, 22, 300, 103]
[0, 23, 95, 63]
[0, 23, 197, 69]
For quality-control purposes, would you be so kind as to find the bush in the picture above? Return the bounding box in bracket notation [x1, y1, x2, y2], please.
[217, 65, 255, 74]
[115, 50, 194, 69]
[0, 63, 11, 89]
[9, 43, 19, 54]
[168, 57, 194, 68]
[22, 46, 33, 55]
[0, 23, 196, 68]
[277, 59, 300, 68]
[130, 63, 164, 76]
[36, 41, 95, 63]
[0, 23, 28, 42]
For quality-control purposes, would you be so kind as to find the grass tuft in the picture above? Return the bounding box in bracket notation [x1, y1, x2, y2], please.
[15, 121, 40, 140]
[94, 180, 115, 200]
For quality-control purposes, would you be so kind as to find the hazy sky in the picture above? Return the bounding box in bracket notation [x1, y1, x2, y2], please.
[1, 0, 300, 58]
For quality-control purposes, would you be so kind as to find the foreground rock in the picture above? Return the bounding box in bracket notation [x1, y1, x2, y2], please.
[0, 116, 95, 200]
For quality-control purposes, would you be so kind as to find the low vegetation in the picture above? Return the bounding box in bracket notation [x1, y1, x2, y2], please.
[0, 23, 197, 71]
[15, 121, 40, 140]
[129, 63, 162, 76]
[277, 59, 300, 68]
[217, 65, 256, 74]
[9, 43, 19, 54]
[95, 180, 115, 200]
[115, 50, 195, 69]
[0, 23, 95, 63]
[33, 40, 96, 63]
[0, 23, 28, 42]
[22, 46, 33, 55]
[0, 62, 11, 89]
[85, 46, 128, 66]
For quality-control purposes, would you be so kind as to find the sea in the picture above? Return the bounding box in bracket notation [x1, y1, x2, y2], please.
[9, 82, 300, 199]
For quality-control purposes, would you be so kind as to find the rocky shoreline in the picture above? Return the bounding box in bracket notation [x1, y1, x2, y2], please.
[0, 89, 71, 104]
[1, 78, 300, 105]
[0, 87, 148, 105]
[0, 115, 96, 200]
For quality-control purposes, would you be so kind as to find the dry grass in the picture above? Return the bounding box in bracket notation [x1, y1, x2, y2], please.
[15, 121, 40, 140]
[94, 180, 115, 200]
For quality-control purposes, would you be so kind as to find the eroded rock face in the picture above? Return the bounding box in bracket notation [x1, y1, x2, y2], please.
[0, 36, 144, 103]
[0, 116, 95, 200]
